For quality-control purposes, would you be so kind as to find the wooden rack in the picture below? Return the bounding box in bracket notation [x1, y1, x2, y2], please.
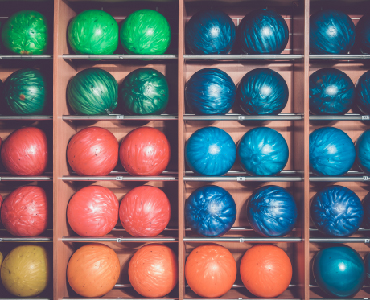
[0, 0, 369, 299]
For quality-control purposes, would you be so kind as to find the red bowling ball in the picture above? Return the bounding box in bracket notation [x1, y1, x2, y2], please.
[119, 185, 171, 236]
[67, 126, 118, 176]
[119, 127, 171, 176]
[1, 186, 48, 236]
[67, 185, 119, 236]
[1, 127, 47, 176]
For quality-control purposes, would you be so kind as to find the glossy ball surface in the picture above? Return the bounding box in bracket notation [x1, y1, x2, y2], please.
[1, 127, 47, 176]
[185, 10, 236, 55]
[120, 10, 171, 55]
[1, 245, 49, 297]
[67, 186, 119, 236]
[67, 68, 118, 115]
[247, 186, 297, 237]
[313, 246, 365, 297]
[238, 68, 289, 115]
[68, 10, 118, 55]
[185, 244, 236, 297]
[3, 68, 47, 115]
[309, 68, 355, 115]
[2, 10, 48, 55]
[67, 244, 120, 298]
[119, 68, 169, 115]
[240, 245, 292, 297]
[67, 126, 118, 176]
[310, 10, 355, 54]
[185, 126, 236, 176]
[1, 186, 47, 237]
[119, 127, 171, 176]
[239, 9, 289, 54]
[119, 186, 171, 236]
[311, 186, 363, 236]
[185, 68, 236, 115]
[185, 185, 236, 236]
[355, 70, 370, 114]
[129, 244, 178, 298]
[238, 127, 289, 176]
[356, 129, 370, 174]
[355, 14, 370, 54]
[309, 127, 356, 176]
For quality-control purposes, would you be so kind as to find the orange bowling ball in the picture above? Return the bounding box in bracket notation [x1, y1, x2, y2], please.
[240, 244, 292, 298]
[129, 244, 178, 297]
[67, 244, 120, 298]
[185, 244, 236, 297]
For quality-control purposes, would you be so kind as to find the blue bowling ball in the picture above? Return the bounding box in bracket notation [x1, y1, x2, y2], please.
[239, 9, 289, 54]
[247, 185, 297, 237]
[355, 14, 370, 54]
[311, 186, 364, 237]
[309, 127, 356, 176]
[238, 68, 289, 115]
[185, 68, 236, 114]
[313, 246, 365, 298]
[355, 70, 370, 114]
[309, 68, 355, 115]
[185, 10, 236, 55]
[185, 185, 236, 236]
[356, 129, 370, 174]
[310, 10, 355, 54]
[237, 127, 289, 176]
[185, 126, 236, 176]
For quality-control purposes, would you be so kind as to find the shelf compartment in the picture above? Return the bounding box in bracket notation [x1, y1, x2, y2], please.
[0, 55, 53, 60]
[183, 237, 302, 242]
[0, 237, 52, 242]
[62, 55, 178, 60]
[62, 175, 178, 181]
[62, 237, 177, 242]
[0, 299, 51, 300]
[184, 113, 303, 121]
[310, 175, 370, 182]
[310, 54, 370, 61]
[310, 114, 370, 121]
[0, 115, 52, 121]
[0, 176, 53, 181]
[184, 170, 302, 182]
[63, 114, 178, 121]
[63, 299, 177, 300]
[184, 54, 303, 61]
[310, 237, 370, 243]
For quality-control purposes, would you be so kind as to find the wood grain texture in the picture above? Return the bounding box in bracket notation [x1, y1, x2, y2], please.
[178, 0, 185, 300]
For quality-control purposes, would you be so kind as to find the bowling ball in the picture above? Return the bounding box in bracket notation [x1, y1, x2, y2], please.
[313, 246, 365, 297]
[240, 244, 292, 297]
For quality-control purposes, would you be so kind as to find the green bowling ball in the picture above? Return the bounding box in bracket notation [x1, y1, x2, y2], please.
[68, 10, 118, 55]
[119, 68, 169, 115]
[2, 10, 48, 55]
[120, 10, 171, 55]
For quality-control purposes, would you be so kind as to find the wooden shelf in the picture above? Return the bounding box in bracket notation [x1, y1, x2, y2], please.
[62, 54, 178, 60]
[0, 115, 52, 121]
[0, 55, 52, 59]
[184, 54, 303, 61]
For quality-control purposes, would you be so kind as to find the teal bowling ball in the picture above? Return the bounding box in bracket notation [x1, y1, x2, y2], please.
[313, 246, 365, 298]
